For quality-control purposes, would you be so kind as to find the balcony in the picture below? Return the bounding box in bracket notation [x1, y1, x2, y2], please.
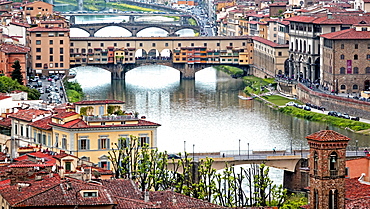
[330, 170, 338, 177]
[84, 115, 135, 122]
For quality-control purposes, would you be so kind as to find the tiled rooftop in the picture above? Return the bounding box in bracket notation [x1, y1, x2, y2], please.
[320, 28, 370, 40]
[28, 116, 52, 130]
[0, 44, 30, 54]
[306, 130, 351, 142]
[28, 27, 70, 32]
[9, 109, 50, 122]
[52, 111, 79, 120]
[74, 100, 125, 105]
[253, 36, 289, 48]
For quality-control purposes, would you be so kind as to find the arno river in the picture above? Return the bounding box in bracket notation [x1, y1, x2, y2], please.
[70, 15, 366, 154]
[71, 66, 366, 154]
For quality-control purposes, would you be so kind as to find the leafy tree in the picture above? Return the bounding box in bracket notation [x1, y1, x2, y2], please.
[0, 76, 40, 100]
[11, 60, 23, 85]
[281, 193, 308, 209]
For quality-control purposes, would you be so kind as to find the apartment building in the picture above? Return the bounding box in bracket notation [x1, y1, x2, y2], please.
[27, 20, 70, 76]
[320, 24, 370, 94]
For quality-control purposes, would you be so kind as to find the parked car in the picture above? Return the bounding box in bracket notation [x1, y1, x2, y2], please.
[328, 111, 338, 116]
[168, 154, 181, 159]
[294, 103, 303, 109]
[303, 106, 311, 111]
[341, 113, 350, 119]
[351, 117, 360, 121]
[286, 101, 297, 106]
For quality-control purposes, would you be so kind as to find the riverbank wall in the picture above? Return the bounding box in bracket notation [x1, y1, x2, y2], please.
[296, 83, 370, 119]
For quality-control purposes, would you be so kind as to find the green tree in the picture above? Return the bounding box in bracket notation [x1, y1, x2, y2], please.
[281, 193, 308, 209]
[11, 60, 23, 85]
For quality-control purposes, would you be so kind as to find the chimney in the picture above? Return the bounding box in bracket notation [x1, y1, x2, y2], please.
[327, 12, 333, 19]
[144, 190, 149, 203]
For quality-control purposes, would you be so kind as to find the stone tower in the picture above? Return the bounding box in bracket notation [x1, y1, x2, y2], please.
[306, 130, 350, 209]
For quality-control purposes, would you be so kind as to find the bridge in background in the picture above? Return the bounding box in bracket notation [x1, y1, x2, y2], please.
[69, 36, 253, 80]
[70, 19, 199, 37]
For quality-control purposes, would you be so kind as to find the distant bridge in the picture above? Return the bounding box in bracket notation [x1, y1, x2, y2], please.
[70, 21, 200, 37]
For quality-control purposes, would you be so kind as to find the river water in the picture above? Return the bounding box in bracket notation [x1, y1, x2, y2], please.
[71, 66, 366, 153]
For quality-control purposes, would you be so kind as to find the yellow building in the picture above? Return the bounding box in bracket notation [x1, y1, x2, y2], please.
[22, 1, 53, 20]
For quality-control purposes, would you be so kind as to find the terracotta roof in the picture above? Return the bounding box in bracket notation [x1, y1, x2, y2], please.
[52, 111, 79, 120]
[10, 21, 30, 27]
[320, 28, 370, 40]
[28, 116, 52, 130]
[346, 178, 370, 208]
[40, 20, 65, 24]
[286, 14, 370, 25]
[0, 117, 11, 128]
[9, 109, 50, 122]
[252, 36, 289, 48]
[74, 100, 125, 105]
[0, 95, 11, 100]
[0, 44, 30, 54]
[27, 27, 69, 32]
[306, 130, 350, 142]
[13, 151, 57, 165]
[0, 176, 115, 207]
[50, 118, 161, 129]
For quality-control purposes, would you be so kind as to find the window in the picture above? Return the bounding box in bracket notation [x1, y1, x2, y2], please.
[88, 43, 91, 47]
[165, 43, 169, 47]
[126, 43, 130, 47]
[331, 27, 335, 32]
[42, 134, 46, 145]
[62, 135, 67, 149]
[329, 152, 338, 177]
[366, 67, 370, 74]
[60, 48, 64, 54]
[354, 54, 358, 60]
[60, 55, 64, 62]
[217, 43, 220, 47]
[98, 137, 110, 149]
[314, 152, 318, 176]
[191, 43, 194, 46]
[118, 135, 130, 149]
[354, 67, 359, 74]
[49, 40, 53, 45]
[139, 135, 149, 147]
[78, 137, 89, 150]
[341, 44, 344, 49]
[50, 48, 53, 54]
[340, 67, 345, 74]
[178, 43, 181, 47]
[340, 85, 346, 90]
[83, 191, 98, 197]
[58, 33, 64, 37]
[55, 133, 59, 148]
[152, 43, 156, 47]
[70, 43, 74, 47]
[65, 162, 71, 171]
[50, 56, 53, 62]
[36, 48, 41, 52]
[139, 43, 143, 47]
[35, 63, 42, 68]
[55, 63, 58, 67]
[278, 52, 282, 56]
[355, 44, 358, 49]
[353, 84, 358, 90]
[60, 63, 64, 67]
[48, 32, 54, 37]
[36, 40, 41, 45]
[340, 54, 344, 60]
[367, 54, 370, 60]
[60, 40, 63, 44]
[329, 189, 338, 209]
[36, 55, 41, 60]
[114, 43, 117, 47]
[36, 33, 41, 37]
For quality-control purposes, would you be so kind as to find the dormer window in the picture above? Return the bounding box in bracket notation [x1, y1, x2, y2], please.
[81, 190, 98, 197]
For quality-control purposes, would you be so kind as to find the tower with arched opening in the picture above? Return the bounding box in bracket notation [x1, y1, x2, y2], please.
[306, 130, 350, 209]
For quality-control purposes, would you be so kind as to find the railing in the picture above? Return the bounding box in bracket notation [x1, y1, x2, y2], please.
[84, 115, 135, 122]
[330, 170, 338, 177]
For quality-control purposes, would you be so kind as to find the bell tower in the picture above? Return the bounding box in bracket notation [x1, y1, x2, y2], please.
[306, 130, 350, 209]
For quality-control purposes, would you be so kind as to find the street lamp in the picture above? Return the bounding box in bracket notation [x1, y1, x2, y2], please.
[239, 139, 241, 156]
[247, 143, 249, 159]
[193, 144, 195, 162]
[356, 140, 358, 156]
[184, 141, 186, 154]
[290, 139, 293, 154]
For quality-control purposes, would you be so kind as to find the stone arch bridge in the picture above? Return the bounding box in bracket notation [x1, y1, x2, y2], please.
[70, 21, 200, 37]
[69, 36, 253, 79]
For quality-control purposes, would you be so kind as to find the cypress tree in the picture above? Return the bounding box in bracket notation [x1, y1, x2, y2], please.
[11, 60, 23, 85]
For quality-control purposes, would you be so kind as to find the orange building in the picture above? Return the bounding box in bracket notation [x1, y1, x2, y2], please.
[0, 44, 30, 84]
[22, 1, 53, 21]
[346, 156, 370, 179]
[177, 0, 196, 6]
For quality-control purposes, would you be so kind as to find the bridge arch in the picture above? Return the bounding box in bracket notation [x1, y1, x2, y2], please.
[94, 26, 132, 37]
[136, 26, 170, 37]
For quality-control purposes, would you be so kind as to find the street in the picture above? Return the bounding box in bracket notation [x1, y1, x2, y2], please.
[28, 75, 67, 104]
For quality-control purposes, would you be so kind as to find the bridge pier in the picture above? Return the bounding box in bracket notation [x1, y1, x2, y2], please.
[110, 64, 126, 80]
[180, 64, 196, 79]
[129, 16, 135, 23]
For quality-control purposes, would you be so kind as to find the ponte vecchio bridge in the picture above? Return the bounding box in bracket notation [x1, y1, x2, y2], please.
[69, 36, 254, 80]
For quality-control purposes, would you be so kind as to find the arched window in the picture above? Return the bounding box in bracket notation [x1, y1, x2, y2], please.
[340, 54, 344, 60]
[353, 84, 358, 90]
[329, 152, 338, 177]
[340, 67, 345, 74]
[304, 40, 307, 52]
[367, 54, 370, 60]
[366, 67, 370, 74]
[354, 54, 358, 60]
[329, 189, 338, 209]
[295, 39, 298, 51]
[340, 85, 346, 90]
[314, 152, 318, 176]
[314, 189, 319, 209]
[354, 67, 359, 74]
[341, 44, 344, 49]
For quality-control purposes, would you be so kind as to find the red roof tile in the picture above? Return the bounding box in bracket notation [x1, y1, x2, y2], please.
[286, 14, 370, 25]
[74, 100, 125, 105]
[320, 28, 370, 40]
[27, 27, 69, 32]
[306, 130, 351, 142]
[50, 118, 160, 129]
[52, 111, 79, 120]
[0, 44, 30, 54]
[0, 117, 11, 128]
[9, 109, 50, 122]
[13, 151, 57, 165]
[346, 178, 370, 208]
[252, 36, 289, 48]
[28, 116, 52, 130]
[0, 95, 11, 100]
[10, 21, 30, 28]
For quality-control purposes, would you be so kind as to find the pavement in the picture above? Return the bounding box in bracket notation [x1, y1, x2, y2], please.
[29, 75, 67, 104]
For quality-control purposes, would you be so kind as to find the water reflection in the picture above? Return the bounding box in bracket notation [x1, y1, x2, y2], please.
[71, 66, 367, 153]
